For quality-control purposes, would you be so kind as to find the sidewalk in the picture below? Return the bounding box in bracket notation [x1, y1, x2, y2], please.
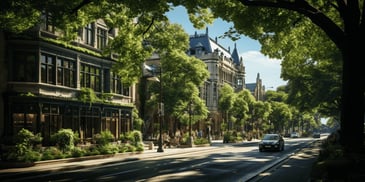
[0, 140, 227, 173]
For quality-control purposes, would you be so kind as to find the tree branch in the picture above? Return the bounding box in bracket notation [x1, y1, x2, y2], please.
[71, 0, 92, 14]
[143, 17, 155, 36]
[238, 0, 345, 50]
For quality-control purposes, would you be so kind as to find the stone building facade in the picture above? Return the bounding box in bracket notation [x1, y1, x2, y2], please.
[187, 28, 246, 136]
[0, 17, 135, 144]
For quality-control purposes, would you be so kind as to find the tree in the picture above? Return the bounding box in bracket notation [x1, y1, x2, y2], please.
[269, 101, 292, 134]
[192, 0, 364, 152]
[2, 0, 363, 152]
[265, 90, 287, 103]
[218, 83, 236, 131]
[251, 101, 271, 138]
[231, 89, 255, 132]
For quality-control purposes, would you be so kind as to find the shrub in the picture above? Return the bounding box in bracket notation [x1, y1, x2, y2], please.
[119, 143, 136, 153]
[98, 143, 119, 155]
[51, 129, 77, 152]
[22, 150, 42, 162]
[135, 143, 144, 151]
[71, 147, 86, 157]
[42, 146, 65, 160]
[131, 130, 143, 146]
[5, 144, 42, 162]
[73, 131, 81, 145]
[194, 137, 209, 145]
[4, 128, 42, 162]
[15, 128, 43, 148]
[120, 133, 134, 143]
[86, 145, 100, 156]
[179, 133, 190, 145]
[94, 130, 115, 146]
[119, 130, 143, 150]
[223, 131, 240, 143]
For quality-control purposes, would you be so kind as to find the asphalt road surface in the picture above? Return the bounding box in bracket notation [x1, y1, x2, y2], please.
[0, 138, 322, 182]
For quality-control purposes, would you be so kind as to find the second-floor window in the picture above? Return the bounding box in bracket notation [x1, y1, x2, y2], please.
[111, 73, 122, 95]
[97, 28, 107, 49]
[41, 53, 76, 88]
[80, 64, 101, 92]
[56, 57, 76, 87]
[13, 52, 37, 82]
[41, 54, 55, 84]
[110, 73, 130, 96]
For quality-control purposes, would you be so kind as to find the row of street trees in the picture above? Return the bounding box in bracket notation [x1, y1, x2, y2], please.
[218, 83, 322, 139]
[1, 0, 363, 152]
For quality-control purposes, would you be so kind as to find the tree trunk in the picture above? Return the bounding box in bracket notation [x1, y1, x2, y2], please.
[340, 29, 365, 152]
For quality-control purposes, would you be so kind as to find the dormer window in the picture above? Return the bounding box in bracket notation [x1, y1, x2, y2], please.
[97, 27, 107, 49]
[42, 11, 55, 33]
[195, 42, 204, 56]
[84, 23, 94, 46]
[196, 47, 202, 55]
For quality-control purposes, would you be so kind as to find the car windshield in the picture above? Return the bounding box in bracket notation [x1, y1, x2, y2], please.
[263, 135, 278, 140]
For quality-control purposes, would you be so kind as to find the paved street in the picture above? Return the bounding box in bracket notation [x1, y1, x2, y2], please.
[0, 139, 321, 182]
[248, 140, 321, 182]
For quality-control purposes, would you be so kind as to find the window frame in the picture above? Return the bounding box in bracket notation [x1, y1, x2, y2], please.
[80, 63, 101, 92]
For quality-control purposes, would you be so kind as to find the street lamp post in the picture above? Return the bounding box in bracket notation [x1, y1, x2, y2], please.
[206, 116, 212, 144]
[157, 67, 164, 152]
[144, 63, 164, 152]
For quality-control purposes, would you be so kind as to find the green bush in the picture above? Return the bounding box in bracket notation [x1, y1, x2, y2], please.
[42, 146, 65, 160]
[131, 130, 143, 146]
[51, 129, 76, 152]
[223, 131, 239, 143]
[120, 133, 134, 143]
[94, 130, 115, 146]
[86, 145, 100, 156]
[135, 143, 144, 151]
[15, 128, 43, 148]
[119, 130, 143, 151]
[4, 128, 42, 162]
[119, 143, 136, 153]
[73, 131, 81, 145]
[194, 137, 209, 145]
[22, 150, 42, 162]
[98, 143, 119, 154]
[71, 147, 86, 157]
[4, 128, 147, 162]
[5, 144, 42, 162]
[179, 133, 190, 145]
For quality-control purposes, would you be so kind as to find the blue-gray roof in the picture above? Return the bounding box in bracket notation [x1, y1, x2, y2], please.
[231, 43, 240, 65]
[189, 32, 234, 60]
[246, 83, 256, 92]
[189, 30, 242, 66]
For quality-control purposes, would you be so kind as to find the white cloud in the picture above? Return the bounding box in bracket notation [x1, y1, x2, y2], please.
[240, 51, 286, 89]
[241, 51, 281, 68]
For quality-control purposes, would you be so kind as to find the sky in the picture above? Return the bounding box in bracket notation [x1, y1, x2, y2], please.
[165, 6, 287, 90]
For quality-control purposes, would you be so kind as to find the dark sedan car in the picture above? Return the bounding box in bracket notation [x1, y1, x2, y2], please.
[313, 132, 321, 138]
[259, 134, 285, 152]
